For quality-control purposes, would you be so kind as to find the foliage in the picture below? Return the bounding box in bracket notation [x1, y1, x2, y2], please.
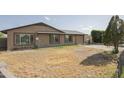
[120, 66, 124, 78]
[91, 30, 104, 43]
[0, 32, 4, 38]
[103, 15, 124, 54]
[33, 44, 38, 49]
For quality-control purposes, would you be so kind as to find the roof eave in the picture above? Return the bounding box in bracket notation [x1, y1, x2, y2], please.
[0, 22, 64, 34]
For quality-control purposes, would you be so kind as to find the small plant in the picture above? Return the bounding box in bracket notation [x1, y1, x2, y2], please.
[55, 45, 64, 48]
[120, 66, 124, 78]
[112, 72, 118, 78]
[33, 45, 38, 49]
[112, 48, 119, 54]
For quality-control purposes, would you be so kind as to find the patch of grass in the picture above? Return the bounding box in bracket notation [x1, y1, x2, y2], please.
[53, 44, 79, 49]
[54, 45, 65, 49]
[120, 66, 124, 78]
[0, 45, 117, 78]
[102, 51, 118, 60]
[111, 72, 118, 78]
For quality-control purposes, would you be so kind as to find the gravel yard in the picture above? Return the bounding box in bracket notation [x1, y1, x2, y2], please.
[0, 45, 117, 78]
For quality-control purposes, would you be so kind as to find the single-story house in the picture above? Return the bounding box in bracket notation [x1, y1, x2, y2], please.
[0, 22, 90, 50]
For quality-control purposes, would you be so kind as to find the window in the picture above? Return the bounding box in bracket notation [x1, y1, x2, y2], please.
[49, 34, 60, 44]
[15, 34, 34, 45]
[64, 35, 73, 43]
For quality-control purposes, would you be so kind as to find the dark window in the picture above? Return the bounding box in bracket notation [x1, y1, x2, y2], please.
[64, 35, 73, 43]
[49, 34, 60, 44]
[15, 34, 34, 45]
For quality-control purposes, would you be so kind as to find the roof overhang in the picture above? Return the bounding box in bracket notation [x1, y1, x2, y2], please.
[0, 22, 64, 34]
[0, 22, 85, 35]
[37, 32, 64, 34]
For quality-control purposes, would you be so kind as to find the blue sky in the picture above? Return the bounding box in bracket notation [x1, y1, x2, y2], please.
[0, 15, 124, 34]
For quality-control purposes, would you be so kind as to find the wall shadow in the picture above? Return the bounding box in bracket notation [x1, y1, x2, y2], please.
[80, 52, 114, 66]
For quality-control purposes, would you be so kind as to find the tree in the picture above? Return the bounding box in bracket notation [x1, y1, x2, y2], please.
[0, 32, 3, 38]
[91, 30, 104, 43]
[103, 15, 124, 54]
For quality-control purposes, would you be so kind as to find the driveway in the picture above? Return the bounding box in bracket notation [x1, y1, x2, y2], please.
[84, 45, 124, 51]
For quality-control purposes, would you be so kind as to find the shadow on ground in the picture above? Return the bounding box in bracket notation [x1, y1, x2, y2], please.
[119, 50, 124, 65]
[117, 50, 124, 77]
[80, 52, 115, 66]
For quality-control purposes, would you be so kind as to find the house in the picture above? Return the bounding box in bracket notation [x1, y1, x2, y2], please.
[0, 22, 89, 50]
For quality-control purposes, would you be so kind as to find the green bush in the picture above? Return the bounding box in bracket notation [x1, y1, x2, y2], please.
[33, 45, 38, 49]
[91, 30, 104, 43]
[120, 66, 124, 78]
[0, 32, 4, 38]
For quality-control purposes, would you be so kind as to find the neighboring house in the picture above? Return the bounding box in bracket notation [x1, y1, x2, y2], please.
[0, 22, 88, 50]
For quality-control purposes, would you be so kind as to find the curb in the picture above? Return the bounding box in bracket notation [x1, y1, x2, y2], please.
[0, 62, 16, 78]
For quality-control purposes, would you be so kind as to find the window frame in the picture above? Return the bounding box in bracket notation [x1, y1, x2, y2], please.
[49, 34, 60, 44]
[64, 35, 73, 43]
[15, 33, 34, 46]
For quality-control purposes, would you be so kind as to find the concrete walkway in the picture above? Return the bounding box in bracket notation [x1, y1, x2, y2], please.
[0, 62, 15, 78]
[84, 45, 124, 51]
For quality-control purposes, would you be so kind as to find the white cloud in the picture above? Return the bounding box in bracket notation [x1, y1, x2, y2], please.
[81, 26, 94, 30]
[89, 26, 94, 28]
[44, 16, 51, 21]
[80, 26, 94, 34]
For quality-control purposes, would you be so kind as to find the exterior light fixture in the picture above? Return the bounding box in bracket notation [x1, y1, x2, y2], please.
[35, 37, 39, 40]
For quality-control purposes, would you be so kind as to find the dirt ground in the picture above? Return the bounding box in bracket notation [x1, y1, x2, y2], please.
[0, 45, 117, 78]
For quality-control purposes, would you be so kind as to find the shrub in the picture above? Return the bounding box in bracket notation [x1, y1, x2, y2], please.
[91, 30, 104, 43]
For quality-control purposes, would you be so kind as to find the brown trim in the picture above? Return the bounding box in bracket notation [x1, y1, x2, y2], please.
[83, 35, 84, 44]
[75, 35, 76, 44]
[37, 32, 84, 35]
[37, 32, 64, 34]
[13, 32, 35, 47]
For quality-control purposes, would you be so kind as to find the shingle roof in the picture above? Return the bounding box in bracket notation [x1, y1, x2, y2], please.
[0, 22, 84, 35]
[62, 30, 84, 35]
[0, 22, 64, 34]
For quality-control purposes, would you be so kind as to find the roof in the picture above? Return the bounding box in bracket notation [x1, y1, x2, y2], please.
[62, 30, 84, 35]
[0, 22, 64, 34]
[0, 22, 84, 35]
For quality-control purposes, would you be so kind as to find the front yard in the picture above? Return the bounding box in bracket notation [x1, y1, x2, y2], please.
[0, 45, 117, 78]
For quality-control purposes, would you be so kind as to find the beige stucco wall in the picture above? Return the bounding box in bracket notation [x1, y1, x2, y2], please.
[75, 35, 84, 44]
[83, 34, 92, 44]
[7, 25, 63, 50]
[36, 34, 65, 47]
[36, 34, 49, 47]
[37, 34, 65, 47]
[7, 24, 84, 50]
[36, 34, 77, 48]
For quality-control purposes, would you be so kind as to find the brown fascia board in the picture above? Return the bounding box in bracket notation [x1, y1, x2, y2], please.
[37, 31, 84, 35]
[0, 22, 64, 34]
[37, 32, 64, 34]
